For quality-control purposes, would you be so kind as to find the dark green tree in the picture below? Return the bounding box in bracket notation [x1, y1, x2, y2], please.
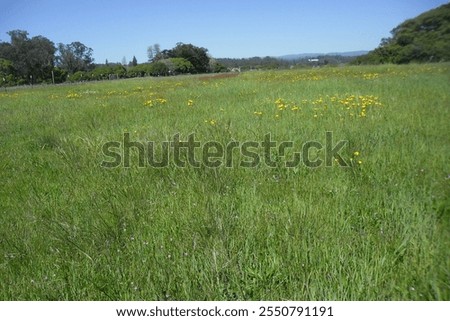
[149, 61, 168, 76]
[4, 30, 29, 77]
[0, 30, 56, 83]
[171, 43, 210, 73]
[131, 56, 138, 67]
[28, 35, 56, 82]
[154, 43, 210, 73]
[56, 41, 94, 73]
[51, 67, 68, 83]
[0, 58, 16, 85]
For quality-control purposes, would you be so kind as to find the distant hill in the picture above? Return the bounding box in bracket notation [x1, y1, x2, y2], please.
[216, 51, 367, 70]
[354, 3, 450, 64]
[279, 51, 369, 61]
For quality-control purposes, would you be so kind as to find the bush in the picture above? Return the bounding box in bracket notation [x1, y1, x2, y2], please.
[68, 71, 88, 82]
[127, 64, 153, 77]
[149, 62, 168, 76]
[0, 58, 17, 86]
[52, 67, 68, 83]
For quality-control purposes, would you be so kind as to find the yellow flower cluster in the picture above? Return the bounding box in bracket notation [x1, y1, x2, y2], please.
[267, 95, 382, 120]
[0, 93, 19, 99]
[274, 98, 300, 112]
[253, 67, 437, 84]
[363, 73, 379, 80]
[258, 71, 323, 83]
[275, 98, 287, 110]
[338, 95, 382, 118]
[143, 100, 153, 107]
[204, 119, 217, 126]
[143, 98, 167, 107]
[111, 90, 135, 96]
[187, 99, 194, 107]
[66, 92, 81, 99]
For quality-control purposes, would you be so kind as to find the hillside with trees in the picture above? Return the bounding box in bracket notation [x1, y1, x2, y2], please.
[354, 3, 450, 64]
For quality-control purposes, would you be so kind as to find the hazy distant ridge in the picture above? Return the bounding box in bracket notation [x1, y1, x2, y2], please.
[279, 51, 369, 60]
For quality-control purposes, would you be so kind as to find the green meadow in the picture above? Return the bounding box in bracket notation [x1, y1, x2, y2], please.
[0, 64, 449, 300]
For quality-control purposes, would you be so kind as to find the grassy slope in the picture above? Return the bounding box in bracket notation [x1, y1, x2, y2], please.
[0, 64, 449, 300]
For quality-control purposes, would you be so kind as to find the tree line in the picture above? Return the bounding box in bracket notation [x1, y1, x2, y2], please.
[0, 30, 96, 86]
[0, 31, 227, 86]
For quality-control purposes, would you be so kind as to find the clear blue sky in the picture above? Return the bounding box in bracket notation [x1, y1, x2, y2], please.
[0, 0, 448, 63]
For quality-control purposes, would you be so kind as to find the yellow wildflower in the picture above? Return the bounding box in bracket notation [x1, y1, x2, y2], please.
[156, 98, 167, 104]
[143, 100, 154, 107]
[66, 92, 81, 99]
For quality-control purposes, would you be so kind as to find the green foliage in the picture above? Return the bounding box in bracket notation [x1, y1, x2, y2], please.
[149, 61, 169, 76]
[155, 42, 210, 73]
[208, 58, 228, 73]
[0, 30, 97, 85]
[56, 41, 94, 74]
[89, 65, 127, 80]
[355, 4, 450, 64]
[52, 67, 68, 83]
[0, 29, 220, 84]
[131, 56, 138, 67]
[66, 65, 127, 82]
[112, 65, 127, 78]
[90, 66, 112, 80]
[68, 71, 88, 82]
[161, 57, 195, 75]
[127, 63, 152, 77]
[28, 35, 56, 82]
[0, 30, 56, 84]
[0, 58, 16, 85]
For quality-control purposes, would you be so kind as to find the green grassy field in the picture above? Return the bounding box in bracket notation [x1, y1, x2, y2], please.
[0, 64, 449, 300]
